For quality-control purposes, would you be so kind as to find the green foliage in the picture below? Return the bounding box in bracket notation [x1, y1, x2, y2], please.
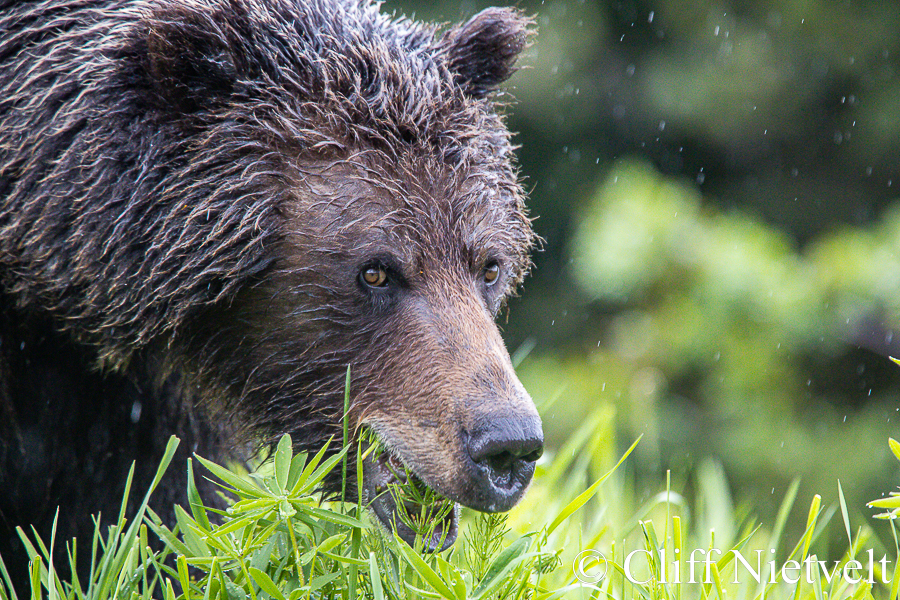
[0, 427, 612, 600]
[519, 158, 900, 530]
[3, 425, 898, 600]
[0, 437, 181, 600]
[868, 438, 900, 521]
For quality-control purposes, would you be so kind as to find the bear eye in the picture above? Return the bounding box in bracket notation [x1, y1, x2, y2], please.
[483, 262, 500, 285]
[361, 266, 388, 288]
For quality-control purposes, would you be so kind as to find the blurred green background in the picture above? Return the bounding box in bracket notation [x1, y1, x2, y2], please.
[387, 0, 900, 538]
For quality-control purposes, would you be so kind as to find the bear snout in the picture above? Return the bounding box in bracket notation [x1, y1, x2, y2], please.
[461, 413, 544, 513]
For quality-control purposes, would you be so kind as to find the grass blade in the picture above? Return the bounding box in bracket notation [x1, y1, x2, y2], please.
[193, 455, 260, 498]
[342, 365, 351, 505]
[546, 435, 641, 535]
[470, 537, 533, 600]
[274, 434, 292, 493]
[187, 459, 212, 531]
[838, 480, 853, 551]
[395, 539, 457, 599]
[369, 552, 384, 600]
[0, 553, 18, 600]
[248, 567, 286, 600]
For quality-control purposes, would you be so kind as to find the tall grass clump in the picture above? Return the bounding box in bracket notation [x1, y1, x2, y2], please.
[1, 411, 898, 600]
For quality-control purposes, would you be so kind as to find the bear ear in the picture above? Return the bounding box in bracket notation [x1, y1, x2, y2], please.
[440, 7, 534, 98]
[144, 5, 242, 113]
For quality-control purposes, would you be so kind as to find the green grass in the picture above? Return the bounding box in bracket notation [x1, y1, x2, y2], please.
[1, 411, 897, 600]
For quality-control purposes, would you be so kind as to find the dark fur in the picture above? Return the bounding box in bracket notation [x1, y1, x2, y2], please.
[0, 0, 537, 588]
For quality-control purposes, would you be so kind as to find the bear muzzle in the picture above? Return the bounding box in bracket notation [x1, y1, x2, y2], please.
[361, 411, 543, 552]
[462, 413, 544, 512]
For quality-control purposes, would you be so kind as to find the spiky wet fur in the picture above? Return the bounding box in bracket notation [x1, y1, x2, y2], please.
[0, 0, 537, 588]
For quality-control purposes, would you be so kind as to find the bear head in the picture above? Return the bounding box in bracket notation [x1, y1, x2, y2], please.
[74, 0, 542, 550]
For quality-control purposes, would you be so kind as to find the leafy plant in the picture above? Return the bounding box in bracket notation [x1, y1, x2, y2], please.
[2, 420, 898, 600]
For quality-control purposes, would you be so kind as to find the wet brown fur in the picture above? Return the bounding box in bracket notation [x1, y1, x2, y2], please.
[0, 0, 537, 587]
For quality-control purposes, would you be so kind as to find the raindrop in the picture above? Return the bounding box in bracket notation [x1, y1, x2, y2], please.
[714, 25, 720, 36]
[658, 120, 666, 131]
[625, 64, 636, 77]
[131, 401, 143, 423]
[648, 11, 655, 23]
[843, 415, 847, 422]
[866, 166, 873, 176]
[696, 172, 706, 184]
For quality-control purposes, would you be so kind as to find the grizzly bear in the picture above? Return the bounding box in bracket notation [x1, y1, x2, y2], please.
[0, 0, 542, 589]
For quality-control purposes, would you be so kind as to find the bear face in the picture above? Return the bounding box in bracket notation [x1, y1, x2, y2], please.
[0, 0, 542, 557]
[155, 1, 545, 547]
[238, 149, 543, 547]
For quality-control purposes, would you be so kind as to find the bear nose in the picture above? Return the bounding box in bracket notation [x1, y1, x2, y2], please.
[466, 415, 543, 512]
